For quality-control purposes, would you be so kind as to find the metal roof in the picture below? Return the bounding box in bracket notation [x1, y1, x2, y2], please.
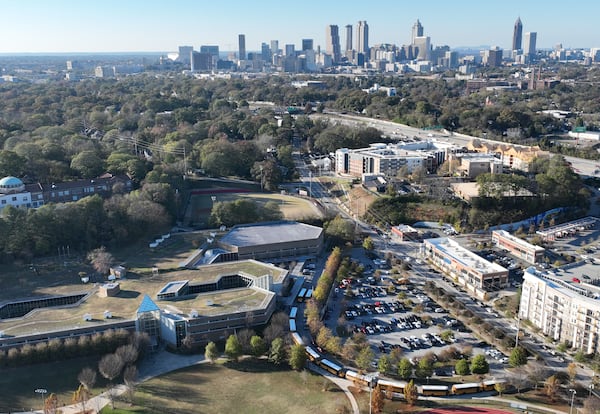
[219, 221, 323, 248]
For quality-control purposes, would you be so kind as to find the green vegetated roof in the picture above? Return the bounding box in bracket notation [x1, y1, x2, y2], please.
[0, 260, 281, 338]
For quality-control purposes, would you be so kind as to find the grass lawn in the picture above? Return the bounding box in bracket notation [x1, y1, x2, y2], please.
[0, 356, 109, 413]
[353, 390, 528, 414]
[102, 359, 350, 414]
[188, 191, 322, 226]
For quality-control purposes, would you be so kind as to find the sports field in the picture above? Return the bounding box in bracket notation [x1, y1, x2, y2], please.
[188, 191, 323, 225]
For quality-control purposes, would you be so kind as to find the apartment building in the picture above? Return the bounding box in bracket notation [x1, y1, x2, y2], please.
[335, 140, 458, 179]
[520, 267, 600, 353]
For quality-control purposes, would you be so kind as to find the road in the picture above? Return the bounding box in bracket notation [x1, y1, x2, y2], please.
[292, 152, 351, 219]
[315, 111, 600, 178]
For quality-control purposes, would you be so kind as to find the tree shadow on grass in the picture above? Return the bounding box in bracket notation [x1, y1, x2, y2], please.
[137, 382, 208, 405]
[223, 358, 290, 373]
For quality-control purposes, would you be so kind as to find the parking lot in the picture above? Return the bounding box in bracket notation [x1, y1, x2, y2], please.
[339, 275, 509, 372]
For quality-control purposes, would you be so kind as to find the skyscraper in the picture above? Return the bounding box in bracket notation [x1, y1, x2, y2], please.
[238, 34, 246, 60]
[512, 17, 523, 51]
[270, 40, 279, 56]
[413, 36, 430, 61]
[178, 45, 193, 65]
[326, 25, 341, 63]
[302, 39, 314, 51]
[524, 32, 537, 56]
[261, 42, 271, 62]
[411, 20, 424, 44]
[345, 24, 353, 51]
[356, 20, 369, 54]
[285, 44, 296, 56]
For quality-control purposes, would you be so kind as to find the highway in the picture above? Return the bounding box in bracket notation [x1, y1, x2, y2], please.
[315, 111, 600, 178]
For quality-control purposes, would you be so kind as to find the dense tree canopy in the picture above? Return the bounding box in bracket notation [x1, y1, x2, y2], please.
[1, 67, 599, 259]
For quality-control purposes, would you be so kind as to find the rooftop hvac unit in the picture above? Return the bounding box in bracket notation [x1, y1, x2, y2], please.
[189, 309, 199, 318]
[104, 310, 112, 319]
[83, 313, 92, 321]
[206, 300, 214, 306]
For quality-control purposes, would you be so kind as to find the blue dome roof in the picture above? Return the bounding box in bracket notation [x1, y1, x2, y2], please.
[0, 176, 25, 194]
[0, 176, 23, 187]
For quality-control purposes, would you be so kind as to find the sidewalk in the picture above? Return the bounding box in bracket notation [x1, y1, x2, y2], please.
[309, 363, 360, 414]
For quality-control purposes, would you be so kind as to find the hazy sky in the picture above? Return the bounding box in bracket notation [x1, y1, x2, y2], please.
[1, 0, 597, 53]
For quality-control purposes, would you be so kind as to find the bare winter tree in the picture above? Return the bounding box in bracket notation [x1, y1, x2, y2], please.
[508, 366, 530, 393]
[527, 362, 549, 389]
[78, 366, 97, 390]
[116, 344, 139, 367]
[236, 328, 256, 354]
[123, 365, 138, 403]
[87, 246, 114, 276]
[98, 353, 124, 408]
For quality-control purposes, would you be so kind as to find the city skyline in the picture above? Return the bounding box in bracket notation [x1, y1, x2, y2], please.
[0, 0, 598, 54]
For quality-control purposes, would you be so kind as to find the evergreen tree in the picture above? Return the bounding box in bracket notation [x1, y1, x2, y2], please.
[288, 344, 307, 371]
[204, 341, 219, 363]
[509, 347, 528, 367]
[470, 354, 490, 374]
[225, 334, 242, 361]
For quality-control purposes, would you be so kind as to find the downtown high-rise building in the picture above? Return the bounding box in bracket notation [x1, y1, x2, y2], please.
[345, 24, 353, 51]
[178, 45, 193, 65]
[285, 44, 296, 56]
[512, 17, 523, 51]
[302, 38, 314, 51]
[524, 31, 537, 56]
[238, 34, 246, 60]
[270, 40, 279, 56]
[356, 20, 369, 54]
[261, 42, 271, 61]
[326, 24, 341, 63]
[411, 19, 424, 44]
[413, 36, 431, 61]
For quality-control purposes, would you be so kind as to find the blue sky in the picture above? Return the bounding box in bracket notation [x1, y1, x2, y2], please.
[0, 0, 597, 53]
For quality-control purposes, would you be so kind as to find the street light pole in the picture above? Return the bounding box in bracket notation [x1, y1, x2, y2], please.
[35, 388, 47, 411]
[569, 388, 576, 414]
